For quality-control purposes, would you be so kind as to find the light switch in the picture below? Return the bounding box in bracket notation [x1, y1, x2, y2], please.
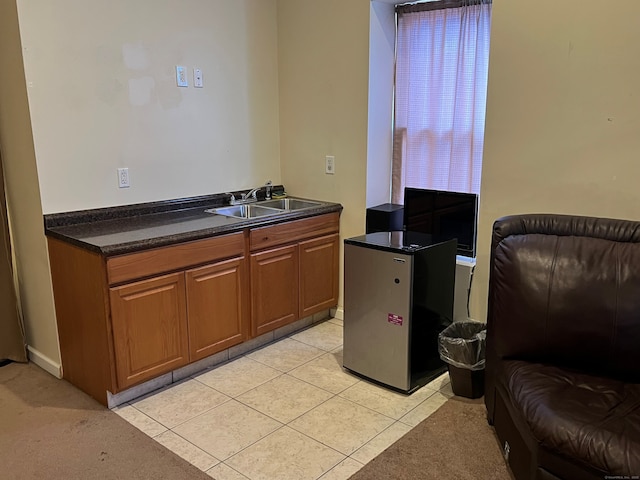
[176, 66, 188, 87]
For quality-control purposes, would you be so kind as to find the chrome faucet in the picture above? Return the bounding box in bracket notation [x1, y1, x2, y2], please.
[226, 181, 272, 205]
[240, 180, 272, 203]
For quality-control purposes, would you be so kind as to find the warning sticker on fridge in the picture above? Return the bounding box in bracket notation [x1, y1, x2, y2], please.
[388, 313, 403, 326]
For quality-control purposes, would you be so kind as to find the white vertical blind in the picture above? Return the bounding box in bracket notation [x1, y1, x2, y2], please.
[392, 2, 492, 204]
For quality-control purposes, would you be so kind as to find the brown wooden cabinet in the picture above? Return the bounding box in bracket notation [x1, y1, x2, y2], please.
[249, 213, 340, 335]
[105, 233, 249, 388]
[48, 210, 339, 406]
[48, 231, 248, 404]
[110, 272, 189, 389]
[108, 253, 249, 389]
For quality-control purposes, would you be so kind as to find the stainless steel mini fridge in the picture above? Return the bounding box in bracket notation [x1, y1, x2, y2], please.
[343, 231, 456, 393]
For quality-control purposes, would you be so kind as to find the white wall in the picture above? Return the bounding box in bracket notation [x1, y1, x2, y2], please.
[472, 0, 640, 321]
[0, 0, 60, 369]
[17, 0, 282, 214]
[277, 0, 372, 310]
[366, 1, 395, 208]
[1, 0, 283, 367]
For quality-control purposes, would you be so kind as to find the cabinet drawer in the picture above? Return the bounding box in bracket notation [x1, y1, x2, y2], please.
[249, 213, 340, 251]
[107, 232, 245, 285]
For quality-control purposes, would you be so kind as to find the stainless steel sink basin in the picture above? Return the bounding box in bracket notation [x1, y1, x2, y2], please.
[258, 198, 321, 210]
[206, 204, 282, 219]
[206, 197, 325, 219]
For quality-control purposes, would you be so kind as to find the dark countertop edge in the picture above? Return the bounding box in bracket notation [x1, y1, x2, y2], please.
[46, 203, 343, 257]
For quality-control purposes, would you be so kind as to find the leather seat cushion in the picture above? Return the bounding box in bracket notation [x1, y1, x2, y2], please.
[502, 360, 640, 475]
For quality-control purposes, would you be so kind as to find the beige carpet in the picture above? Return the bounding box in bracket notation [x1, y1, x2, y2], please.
[349, 396, 514, 480]
[0, 362, 211, 480]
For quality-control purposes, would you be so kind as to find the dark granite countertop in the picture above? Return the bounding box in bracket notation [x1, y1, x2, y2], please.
[45, 192, 342, 256]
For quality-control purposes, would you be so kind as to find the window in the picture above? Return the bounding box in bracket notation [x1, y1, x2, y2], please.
[391, 0, 492, 204]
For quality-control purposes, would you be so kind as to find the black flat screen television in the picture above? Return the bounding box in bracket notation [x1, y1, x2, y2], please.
[403, 187, 479, 258]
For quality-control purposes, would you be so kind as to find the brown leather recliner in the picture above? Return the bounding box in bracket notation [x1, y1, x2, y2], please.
[485, 214, 640, 480]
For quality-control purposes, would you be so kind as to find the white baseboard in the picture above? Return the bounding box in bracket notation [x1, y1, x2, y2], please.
[27, 346, 62, 378]
[330, 306, 344, 320]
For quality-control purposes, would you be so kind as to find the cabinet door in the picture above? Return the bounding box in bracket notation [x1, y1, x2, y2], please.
[250, 245, 299, 336]
[299, 233, 340, 318]
[186, 257, 248, 361]
[109, 272, 189, 389]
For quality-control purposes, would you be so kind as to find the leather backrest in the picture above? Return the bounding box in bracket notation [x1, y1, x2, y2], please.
[487, 214, 640, 381]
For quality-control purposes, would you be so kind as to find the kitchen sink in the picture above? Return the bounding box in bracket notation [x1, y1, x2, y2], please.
[206, 197, 324, 219]
[205, 204, 282, 219]
[258, 198, 321, 210]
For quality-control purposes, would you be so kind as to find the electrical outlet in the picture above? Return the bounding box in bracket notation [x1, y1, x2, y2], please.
[325, 155, 335, 175]
[118, 168, 130, 188]
[176, 66, 188, 87]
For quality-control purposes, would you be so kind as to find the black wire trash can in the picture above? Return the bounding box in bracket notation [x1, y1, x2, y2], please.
[438, 321, 487, 398]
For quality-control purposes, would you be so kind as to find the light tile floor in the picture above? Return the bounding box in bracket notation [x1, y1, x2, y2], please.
[114, 317, 454, 480]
